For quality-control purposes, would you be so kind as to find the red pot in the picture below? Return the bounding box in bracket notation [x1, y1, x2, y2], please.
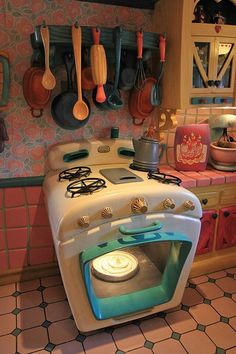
[23, 67, 51, 118]
[128, 77, 155, 125]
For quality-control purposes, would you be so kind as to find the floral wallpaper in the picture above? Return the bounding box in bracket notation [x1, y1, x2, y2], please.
[0, 0, 152, 178]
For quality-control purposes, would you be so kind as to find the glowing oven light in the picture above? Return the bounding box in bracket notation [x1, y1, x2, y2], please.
[91, 251, 139, 282]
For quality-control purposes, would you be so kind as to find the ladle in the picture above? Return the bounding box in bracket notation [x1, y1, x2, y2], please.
[40, 23, 56, 90]
[72, 24, 89, 120]
[107, 26, 123, 110]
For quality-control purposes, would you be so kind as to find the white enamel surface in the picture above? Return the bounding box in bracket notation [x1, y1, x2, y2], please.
[43, 139, 202, 332]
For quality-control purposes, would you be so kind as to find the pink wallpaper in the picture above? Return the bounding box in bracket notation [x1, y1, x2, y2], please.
[0, 0, 152, 178]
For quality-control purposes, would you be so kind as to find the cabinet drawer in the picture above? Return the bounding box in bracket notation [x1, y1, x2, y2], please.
[196, 192, 220, 209]
[220, 189, 236, 205]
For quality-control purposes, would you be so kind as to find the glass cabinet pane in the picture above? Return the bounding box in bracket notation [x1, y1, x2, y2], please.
[193, 42, 210, 88]
[217, 42, 233, 88]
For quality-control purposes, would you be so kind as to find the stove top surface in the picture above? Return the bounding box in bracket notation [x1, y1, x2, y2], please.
[43, 139, 202, 238]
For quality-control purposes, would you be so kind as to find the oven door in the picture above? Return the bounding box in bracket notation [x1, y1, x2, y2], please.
[80, 221, 192, 320]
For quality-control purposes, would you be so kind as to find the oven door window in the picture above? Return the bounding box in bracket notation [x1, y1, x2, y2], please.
[80, 224, 192, 320]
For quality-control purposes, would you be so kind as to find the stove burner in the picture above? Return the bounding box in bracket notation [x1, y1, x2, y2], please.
[59, 166, 91, 181]
[129, 163, 156, 172]
[148, 171, 182, 186]
[67, 178, 106, 198]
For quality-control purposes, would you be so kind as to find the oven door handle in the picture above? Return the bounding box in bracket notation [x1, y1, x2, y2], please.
[119, 221, 162, 235]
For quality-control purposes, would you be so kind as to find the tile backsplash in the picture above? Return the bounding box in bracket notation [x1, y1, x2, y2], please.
[0, 186, 55, 272]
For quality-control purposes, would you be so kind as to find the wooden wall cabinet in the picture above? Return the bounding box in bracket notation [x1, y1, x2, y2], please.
[152, 0, 236, 109]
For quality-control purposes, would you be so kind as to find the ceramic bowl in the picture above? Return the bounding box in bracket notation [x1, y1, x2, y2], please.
[210, 142, 236, 165]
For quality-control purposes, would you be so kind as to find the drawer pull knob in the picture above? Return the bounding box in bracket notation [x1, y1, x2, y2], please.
[202, 198, 208, 205]
[207, 80, 214, 87]
[224, 211, 230, 217]
[212, 213, 218, 219]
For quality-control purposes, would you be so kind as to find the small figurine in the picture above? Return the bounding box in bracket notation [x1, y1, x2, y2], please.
[193, 5, 206, 23]
[213, 11, 225, 24]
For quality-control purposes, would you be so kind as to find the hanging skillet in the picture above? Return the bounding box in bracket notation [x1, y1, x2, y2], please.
[51, 52, 90, 130]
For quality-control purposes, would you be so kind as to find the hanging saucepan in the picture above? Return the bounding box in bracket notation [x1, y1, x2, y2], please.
[128, 85, 149, 125]
[23, 67, 51, 118]
[138, 76, 156, 114]
[128, 76, 155, 125]
[51, 52, 90, 130]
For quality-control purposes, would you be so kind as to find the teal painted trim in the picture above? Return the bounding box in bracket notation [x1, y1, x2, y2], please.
[63, 149, 89, 162]
[0, 176, 45, 188]
[0, 55, 10, 106]
[118, 147, 135, 157]
[119, 221, 162, 235]
[81, 231, 192, 320]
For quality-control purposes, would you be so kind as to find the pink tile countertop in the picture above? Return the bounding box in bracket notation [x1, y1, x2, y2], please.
[161, 165, 236, 189]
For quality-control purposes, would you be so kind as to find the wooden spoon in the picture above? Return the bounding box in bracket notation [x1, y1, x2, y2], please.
[40, 24, 56, 90]
[72, 24, 89, 120]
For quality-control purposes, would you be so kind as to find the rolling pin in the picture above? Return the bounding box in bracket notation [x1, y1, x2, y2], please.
[90, 28, 107, 103]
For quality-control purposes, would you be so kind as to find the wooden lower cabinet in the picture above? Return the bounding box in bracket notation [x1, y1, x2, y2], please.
[196, 209, 217, 255]
[189, 183, 236, 277]
[216, 206, 236, 249]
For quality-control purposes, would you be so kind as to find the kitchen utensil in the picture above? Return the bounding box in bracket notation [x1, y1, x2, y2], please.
[132, 136, 165, 172]
[23, 67, 51, 118]
[208, 114, 236, 170]
[90, 27, 107, 103]
[72, 24, 90, 120]
[151, 34, 166, 106]
[40, 23, 56, 90]
[0, 52, 10, 107]
[118, 50, 136, 91]
[51, 52, 90, 130]
[134, 30, 146, 90]
[92, 82, 114, 110]
[81, 47, 95, 91]
[107, 26, 123, 110]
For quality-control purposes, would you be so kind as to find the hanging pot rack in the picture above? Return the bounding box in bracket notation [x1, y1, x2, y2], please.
[30, 25, 163, 68]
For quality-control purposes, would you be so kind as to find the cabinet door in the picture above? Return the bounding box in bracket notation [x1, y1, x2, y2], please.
[216, 206, 236, 250]
[191, 37, 236, 92]
[196, 209, 217, 255]
[192, 38, 215, 90]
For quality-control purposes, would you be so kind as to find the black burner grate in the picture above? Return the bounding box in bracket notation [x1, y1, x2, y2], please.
[148, 171, 182, 186]
[67, 178, 106, 198]
[59, 166, 91, 181]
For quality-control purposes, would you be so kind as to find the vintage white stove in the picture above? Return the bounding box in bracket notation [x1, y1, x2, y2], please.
[43, 138, 202, 332]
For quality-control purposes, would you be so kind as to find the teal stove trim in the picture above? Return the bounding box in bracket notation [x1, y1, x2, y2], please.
[80, 229, 192, 320]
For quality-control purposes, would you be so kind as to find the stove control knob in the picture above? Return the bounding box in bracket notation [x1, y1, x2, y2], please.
[163, 198, 175, 209]
[101, 207, 113, 219]
[78, 216, 90, 228]
[184, 200, 195, 211]
[131, 198, 148, 214]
